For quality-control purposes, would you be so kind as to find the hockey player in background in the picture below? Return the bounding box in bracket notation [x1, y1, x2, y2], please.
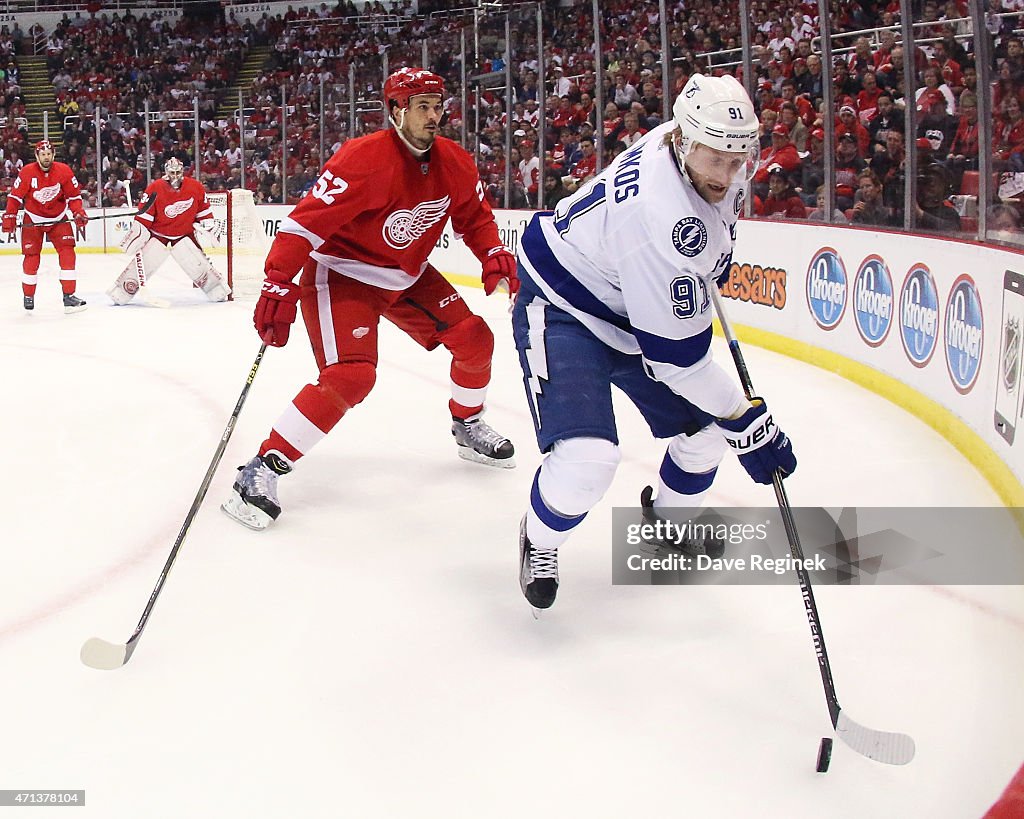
[3, 139, 89, 313]
[106, 157, 230, 304]
[513, 75, 798, 609]
[222, 67, 519, 531]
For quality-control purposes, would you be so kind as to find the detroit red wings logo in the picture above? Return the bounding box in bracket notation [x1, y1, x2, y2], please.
[164, 198, 195, 219]
[32, 182, 63, 204]
[382, 195, 450, 250]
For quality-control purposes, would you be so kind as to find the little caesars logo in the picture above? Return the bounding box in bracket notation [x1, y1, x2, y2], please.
[382, 195, 450, 250]
[899, 264, 939, 367]
[805, 248, 847, 330]
[853, 255, 893, 347]
[720, 262, 787, 309]
[944, 275, 984, 394]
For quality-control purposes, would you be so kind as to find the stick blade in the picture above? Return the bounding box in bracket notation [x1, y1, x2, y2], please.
[80, 637, 129, 670]
[836, 712, 916, 765]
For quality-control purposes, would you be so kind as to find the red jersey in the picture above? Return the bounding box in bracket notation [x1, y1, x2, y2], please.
[135, 177, 214, 239]
[268, 129, 503, 291]
[5, 161, 85, 224]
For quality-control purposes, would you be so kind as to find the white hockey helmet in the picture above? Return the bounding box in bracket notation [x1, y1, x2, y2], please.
[672, 74, 759, 184]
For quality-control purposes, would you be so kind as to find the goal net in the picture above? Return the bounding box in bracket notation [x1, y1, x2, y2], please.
[207, 189, 270, 299]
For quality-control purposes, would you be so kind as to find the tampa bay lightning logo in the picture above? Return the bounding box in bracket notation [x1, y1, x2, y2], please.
[806, 248, 847, 330]
[899, 264, 939, 367]
[733, 189, 744, 215]
[944, 275, 983, 394]
[672, 217, 707, 257]
[853, 255, 893, 347]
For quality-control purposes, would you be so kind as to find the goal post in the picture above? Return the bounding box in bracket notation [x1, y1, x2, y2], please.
[207, 189, 270, 300]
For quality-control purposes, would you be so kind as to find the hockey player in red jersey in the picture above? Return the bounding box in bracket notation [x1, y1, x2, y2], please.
[222, 67, 519, 530]
[3, 139, 89, 313]
[107, 157, 229, 304]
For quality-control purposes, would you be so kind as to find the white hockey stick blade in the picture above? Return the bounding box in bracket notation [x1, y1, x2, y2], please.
[835, 711, 916, 765]
[80, 637, 129, 670]
[139, 294, 171, 309]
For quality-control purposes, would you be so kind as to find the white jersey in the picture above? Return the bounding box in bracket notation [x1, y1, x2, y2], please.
[518, 121, 748, 419]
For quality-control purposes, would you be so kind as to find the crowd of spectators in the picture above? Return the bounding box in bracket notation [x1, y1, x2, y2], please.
[7, 0, 1024, 236]
[0, 28, 28, 204]
[27, 7, 261, 207]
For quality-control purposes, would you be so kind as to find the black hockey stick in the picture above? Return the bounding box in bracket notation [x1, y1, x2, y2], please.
[80, 343, 269, 670]
[710, 287, 915, 767]
[27, 210, 142, 227]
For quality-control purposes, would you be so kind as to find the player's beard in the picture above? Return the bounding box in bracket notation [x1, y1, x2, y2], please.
[404, 123, 436, 152]
[37, 157, 53, 172]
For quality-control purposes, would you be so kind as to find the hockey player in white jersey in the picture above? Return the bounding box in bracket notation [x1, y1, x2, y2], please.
[512, 74, 797, 609]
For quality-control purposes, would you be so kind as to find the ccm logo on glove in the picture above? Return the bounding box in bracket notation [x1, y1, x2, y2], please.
[262, 281, 293, 298]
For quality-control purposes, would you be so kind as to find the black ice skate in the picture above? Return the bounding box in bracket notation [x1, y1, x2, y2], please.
[452, 415, 515, 468]
[63, 293, 87, 314]
[639, 486, 726, 559]
[221, 451, 292, 531]
[23, 295, 33, 311]
[519, 517, 559, 609]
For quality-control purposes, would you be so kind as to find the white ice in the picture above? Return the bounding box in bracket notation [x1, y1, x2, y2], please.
[1, 255, 1021, 819]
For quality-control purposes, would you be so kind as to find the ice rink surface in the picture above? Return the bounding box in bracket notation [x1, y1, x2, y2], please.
[1, 255, 1021, 818]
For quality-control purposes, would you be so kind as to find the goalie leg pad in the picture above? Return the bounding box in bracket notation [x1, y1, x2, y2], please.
[108, 238, 170, 304]
[170, 236, 230, 302]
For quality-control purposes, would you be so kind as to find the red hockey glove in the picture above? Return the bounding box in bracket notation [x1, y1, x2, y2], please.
[2, 212, 16, 236]
[254, 270, 301, 347]
[73, 210, 89, 241]
[481, 247, 519, 296]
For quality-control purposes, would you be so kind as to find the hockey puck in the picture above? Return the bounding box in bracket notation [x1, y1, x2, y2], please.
[816, 737, 833, 773]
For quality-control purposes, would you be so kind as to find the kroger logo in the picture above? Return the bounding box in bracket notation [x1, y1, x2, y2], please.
[898, 264, 940, 367]
[806, 248, 847, 330]
[944, 275, 984, 394]
[853, 255, 893, 346]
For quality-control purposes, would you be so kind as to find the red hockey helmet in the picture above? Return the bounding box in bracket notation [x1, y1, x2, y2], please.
[383, 67, 445, 114]
[34, 139, 54, 169]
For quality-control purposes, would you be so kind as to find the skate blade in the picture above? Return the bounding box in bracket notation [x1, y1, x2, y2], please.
[64, 304, 87, 315]
[221, 493, 273, 531]
[456, 446, 516, 469]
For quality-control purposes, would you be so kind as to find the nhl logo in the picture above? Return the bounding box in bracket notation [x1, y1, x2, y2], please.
[1002, 316, 1021, 393]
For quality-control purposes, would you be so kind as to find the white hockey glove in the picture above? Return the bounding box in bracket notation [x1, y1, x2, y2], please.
[120, 221, 151, 256]
[194, 219, 224, 246]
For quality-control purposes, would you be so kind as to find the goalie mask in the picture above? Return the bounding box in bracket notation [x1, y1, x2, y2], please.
[164, 157, 185, 190]
[670, 74, 758, 204]
[34, 139, 54, 171]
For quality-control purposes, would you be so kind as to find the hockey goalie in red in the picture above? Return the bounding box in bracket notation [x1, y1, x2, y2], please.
[222, 67, 519, 530]
[3, 139, 89, 313]
[106, 157, 229, 305]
